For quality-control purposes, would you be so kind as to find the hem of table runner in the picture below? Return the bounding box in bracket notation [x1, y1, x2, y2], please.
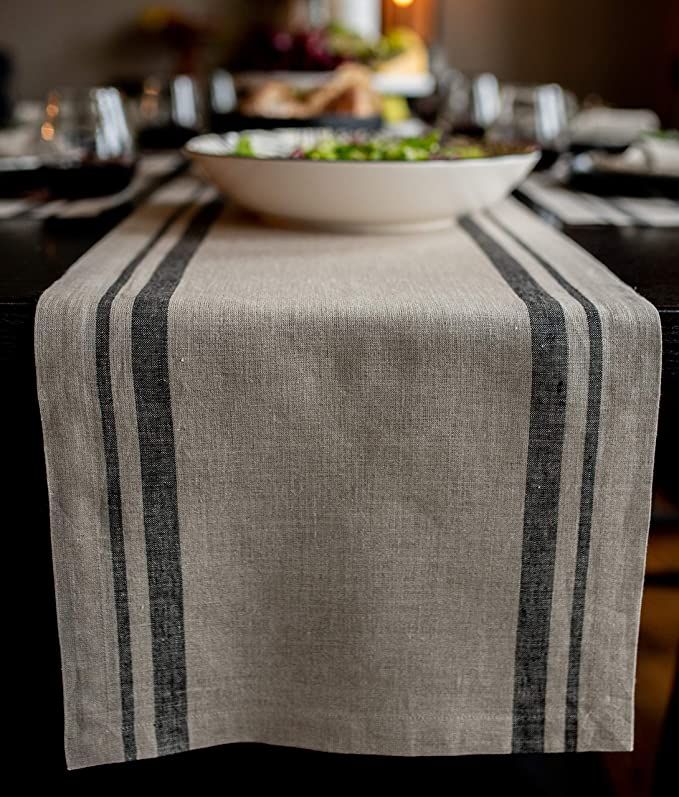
[624, 308, 664, 769]
[65, 724, 634, 769]
[504, 196, 663, 756]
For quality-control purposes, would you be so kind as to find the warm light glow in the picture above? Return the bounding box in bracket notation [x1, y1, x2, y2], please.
[40, 121, 55, 141]
[143, 77, 161, 95]
[392, 0, 415, 7]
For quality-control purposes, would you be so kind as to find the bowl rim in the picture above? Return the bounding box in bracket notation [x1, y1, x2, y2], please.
[184, 132, 541, 168]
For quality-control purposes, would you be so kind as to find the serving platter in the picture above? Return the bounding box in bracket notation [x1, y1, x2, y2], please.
[235, 70, 436, 99]
[186, 130, 540, 234]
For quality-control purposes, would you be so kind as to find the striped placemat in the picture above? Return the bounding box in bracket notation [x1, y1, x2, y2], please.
[519, 172, 679, 227]
[0, 153, 184, 221]
[36, 180, 661, 768]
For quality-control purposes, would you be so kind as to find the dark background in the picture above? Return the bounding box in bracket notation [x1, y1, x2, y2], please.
[1, 0, 677, 125]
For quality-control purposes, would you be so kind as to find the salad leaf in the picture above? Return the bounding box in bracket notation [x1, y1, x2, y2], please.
[644, 129, 679, 141]
[303, 131, 442, 161]
[234, 135, 255, 157]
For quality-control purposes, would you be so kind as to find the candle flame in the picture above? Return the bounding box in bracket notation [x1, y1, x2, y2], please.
[392, 0, 415, 7]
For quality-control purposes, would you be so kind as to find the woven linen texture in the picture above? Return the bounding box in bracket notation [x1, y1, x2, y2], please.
[35, 184, 661, 768]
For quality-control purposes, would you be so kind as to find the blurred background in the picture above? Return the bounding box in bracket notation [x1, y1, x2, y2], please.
[0, 0, 677, 125]
[1, 0, 678, 174]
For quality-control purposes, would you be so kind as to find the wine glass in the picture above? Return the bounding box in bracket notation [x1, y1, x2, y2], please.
[436, 71, 502, 138]
[208, 69, 238, 132]
[135, 74, 204, 149]
[209, 69, 237, 116]
[38, 86, 136, 197]
[489, 83, 574, 166]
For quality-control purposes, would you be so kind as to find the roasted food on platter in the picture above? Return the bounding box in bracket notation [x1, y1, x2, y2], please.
[239, 64, 381, 120]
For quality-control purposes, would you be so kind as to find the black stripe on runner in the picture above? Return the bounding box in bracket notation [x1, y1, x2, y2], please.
[487, 209, 603, 752]
[96, 197, 199, 760]
[460, 216, 569, 753]
[130, 198, 222, 756]
[514, 189, 562, 229]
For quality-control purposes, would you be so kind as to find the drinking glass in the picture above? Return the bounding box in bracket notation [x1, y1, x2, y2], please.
[209, 69, 237, 116]
[436, 71, 502, 138]
[38, 86, 136, 197]
[136, 74, 204, 149]
[489, 83, 574, 164]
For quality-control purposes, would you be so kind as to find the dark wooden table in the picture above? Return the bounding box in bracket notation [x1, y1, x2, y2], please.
[2, 198, 677, 789]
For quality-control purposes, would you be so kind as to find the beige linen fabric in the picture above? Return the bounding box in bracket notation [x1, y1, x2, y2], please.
[520, 173, 679, 227]
[35, 186, 661, 768]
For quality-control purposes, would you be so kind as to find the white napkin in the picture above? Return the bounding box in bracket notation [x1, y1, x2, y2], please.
[589, 135, 679, 177]
[570, 108, 660, 147]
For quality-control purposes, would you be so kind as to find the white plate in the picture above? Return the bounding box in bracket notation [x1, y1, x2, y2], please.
[235, 70, 436, 99]
[186, 130, 540, 234]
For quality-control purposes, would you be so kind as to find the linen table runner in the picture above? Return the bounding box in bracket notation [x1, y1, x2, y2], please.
[520, 172, 679, 227]
[36, 182, 661, 768]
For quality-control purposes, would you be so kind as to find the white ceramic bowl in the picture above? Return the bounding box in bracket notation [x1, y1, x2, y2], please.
[186, 130, 540, 233]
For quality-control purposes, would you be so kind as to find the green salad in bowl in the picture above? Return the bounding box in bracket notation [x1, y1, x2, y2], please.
[232, 130, 534, 162]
